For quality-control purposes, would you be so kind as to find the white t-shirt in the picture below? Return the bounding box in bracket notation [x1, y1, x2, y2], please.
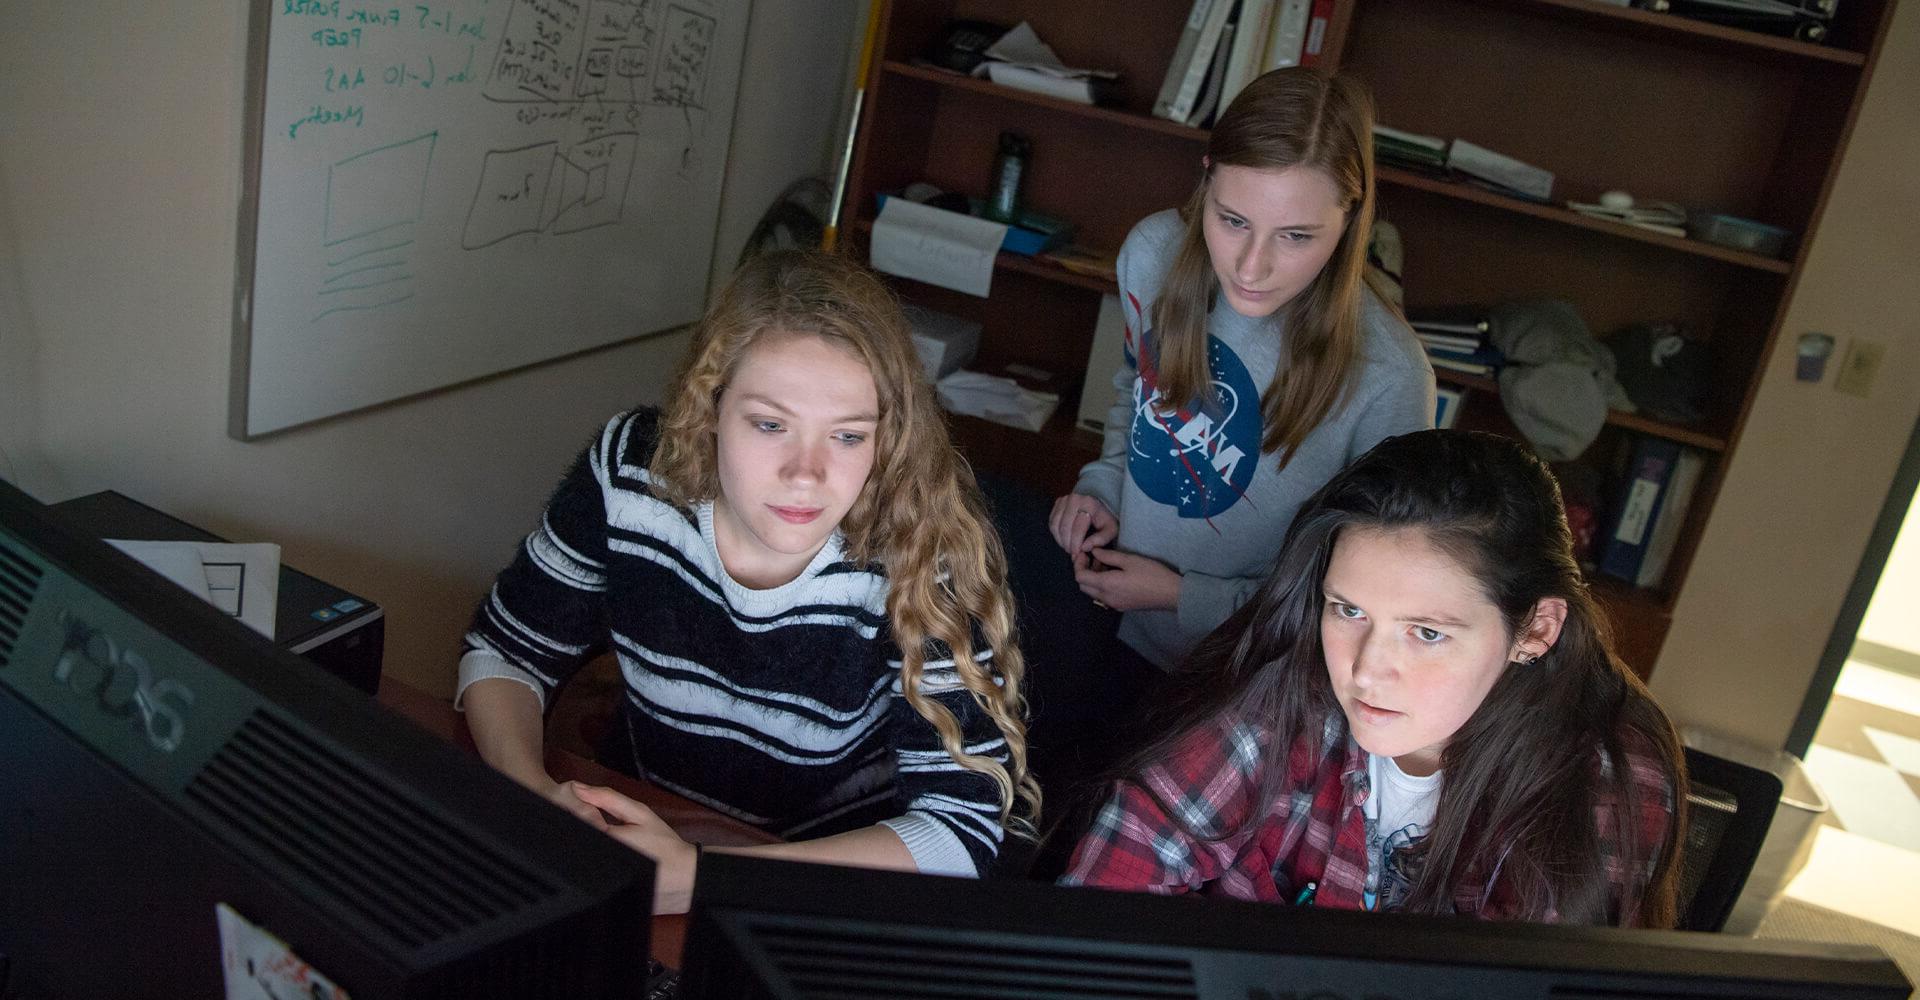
[1362, 753, 1444, 910]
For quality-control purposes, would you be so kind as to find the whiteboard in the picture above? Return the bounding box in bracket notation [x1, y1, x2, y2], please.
[232, 0, 748, 438]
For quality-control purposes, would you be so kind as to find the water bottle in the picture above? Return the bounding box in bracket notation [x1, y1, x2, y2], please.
[984, 131, 1030, 224]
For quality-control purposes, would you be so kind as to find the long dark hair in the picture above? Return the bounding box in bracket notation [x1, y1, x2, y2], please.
[1120, 430, 1685, 926]
[1152, 67, 1396, 467]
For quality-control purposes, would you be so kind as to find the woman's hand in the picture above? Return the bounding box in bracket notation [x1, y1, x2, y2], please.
[1049, 494, 1119, 569]
[571, 784, 700, 915]
[541, 778, 611, 832]
[1075, 548, 1181, 612]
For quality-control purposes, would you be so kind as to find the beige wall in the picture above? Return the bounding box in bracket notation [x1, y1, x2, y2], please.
[1653, 1, 1920, 750]
[0, 165, 54, 495]
[0, 0, 862, 696]
[1858, 491, 1920, 658]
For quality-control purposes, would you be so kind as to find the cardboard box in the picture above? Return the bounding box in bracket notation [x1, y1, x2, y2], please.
[904, 304, 981, 382]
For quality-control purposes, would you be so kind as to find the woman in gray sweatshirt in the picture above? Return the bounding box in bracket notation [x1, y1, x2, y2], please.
[1051, 68, 1433, 674]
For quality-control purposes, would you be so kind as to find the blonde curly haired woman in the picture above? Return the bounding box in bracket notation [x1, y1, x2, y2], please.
[457, 250, 1039, 913]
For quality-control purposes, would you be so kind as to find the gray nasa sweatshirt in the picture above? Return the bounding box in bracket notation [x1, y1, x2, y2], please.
[1075, 209, 1435, 669]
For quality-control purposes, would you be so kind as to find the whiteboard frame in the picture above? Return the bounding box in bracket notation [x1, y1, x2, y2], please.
[229, 0, 743, 441]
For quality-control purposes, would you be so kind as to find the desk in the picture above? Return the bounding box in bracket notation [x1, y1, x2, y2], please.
[375, 676, 779, 967]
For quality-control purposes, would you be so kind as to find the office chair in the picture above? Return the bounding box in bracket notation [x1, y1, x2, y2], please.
[1674, 745, 1783, 931]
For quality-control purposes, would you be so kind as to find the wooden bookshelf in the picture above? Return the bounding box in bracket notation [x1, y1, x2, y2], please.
[840, 0, 1896, 678]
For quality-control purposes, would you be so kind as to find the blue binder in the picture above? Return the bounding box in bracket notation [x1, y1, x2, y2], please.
[1598, 436, 1682, 584]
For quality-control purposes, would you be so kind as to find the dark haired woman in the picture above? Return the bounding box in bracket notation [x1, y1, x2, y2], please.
[1063, 430, 1685, 927]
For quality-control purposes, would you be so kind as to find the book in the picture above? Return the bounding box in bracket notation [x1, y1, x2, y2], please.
[1426, 342, 1503, 365]
[1420, 331, 1503, 376]
[1598, 436, 1683, 584]
[1636, 447, 1705, 588]
[1447, 139, 1555, 202]
[1220, 0, 1275, 110]
[1262, 0, 1312, 71]
[1374, 125, 1448, 169]
[1185, 17, 1238, 126]
[1427, 354, 1497, 377]
[1299, 0, 1335, 67]
[1410, 318, 1489, 337]
[1407, 306, 1491, 331]
[1158, 0, 1236, 123]
[1417, 332, 1483, 353]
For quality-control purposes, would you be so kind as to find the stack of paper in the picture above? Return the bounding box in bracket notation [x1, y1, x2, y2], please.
[935, 370, 1060, 432]
[1448, 139, 1554, 202]
[972, 23, 1116, 106]
[108, 539, 281, 639]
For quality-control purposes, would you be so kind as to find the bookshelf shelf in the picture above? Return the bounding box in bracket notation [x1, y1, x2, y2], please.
[1435, 369, 1729, 453]
[881, 62, 1212, 144]
[1457, 0, 1868, 66]
[1378, 167, 1796, 275]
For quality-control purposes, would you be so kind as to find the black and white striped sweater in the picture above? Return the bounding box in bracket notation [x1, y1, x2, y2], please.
[457, 408, 1009, 876]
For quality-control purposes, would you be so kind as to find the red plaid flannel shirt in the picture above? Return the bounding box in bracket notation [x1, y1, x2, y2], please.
[1061, 713, 1675, 925]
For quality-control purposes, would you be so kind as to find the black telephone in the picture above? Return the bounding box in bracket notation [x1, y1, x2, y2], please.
[930, 20, 1009, 74]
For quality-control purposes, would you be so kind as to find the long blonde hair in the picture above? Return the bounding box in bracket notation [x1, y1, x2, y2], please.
[649, 249, 1040, 832]
[1152, 67, 1393, 467]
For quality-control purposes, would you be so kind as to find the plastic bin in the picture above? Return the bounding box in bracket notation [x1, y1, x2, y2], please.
[1683, 727, 1830, 935]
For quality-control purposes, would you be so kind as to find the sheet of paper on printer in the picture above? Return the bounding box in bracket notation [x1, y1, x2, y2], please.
[108, 539, 281, 640]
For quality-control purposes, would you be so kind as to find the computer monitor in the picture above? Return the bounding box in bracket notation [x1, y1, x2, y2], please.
[0, 479, 653, 999]
[682, 854, 1911, 999]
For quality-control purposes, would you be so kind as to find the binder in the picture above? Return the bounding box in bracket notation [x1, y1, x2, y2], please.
[1185, 18, 1238, 126]
[1636, 447, 1706, 588]
[1263, 0, 1312, 71]
[1157, 0, 1236, 123]
[1299, 0, 1336, 67]
[1221, 0, 1274, 110]
[1598, 436, 1683, 584]
[1154, 0, 1217, 119]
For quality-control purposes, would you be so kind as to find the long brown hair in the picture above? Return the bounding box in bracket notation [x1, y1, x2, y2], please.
[1120, 430, 1685, 926]
[1152, 67, 1391, 467]
[648, 249, 1040, 832]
